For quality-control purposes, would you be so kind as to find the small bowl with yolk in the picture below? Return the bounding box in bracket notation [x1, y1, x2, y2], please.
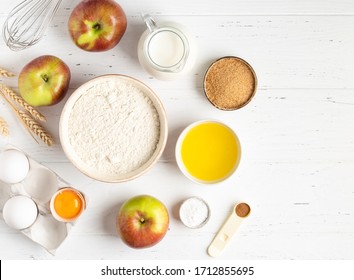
[50, 187, 86, 222]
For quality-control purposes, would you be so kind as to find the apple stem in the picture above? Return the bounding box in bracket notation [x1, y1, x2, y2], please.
[140, 218, 145, 223]
[93, 23, 101, 30]
[41, 74, 49, 82]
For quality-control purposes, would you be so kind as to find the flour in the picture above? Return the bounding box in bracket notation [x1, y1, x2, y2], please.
[179, 197, 210, 228]
[68, 79, 160, 177]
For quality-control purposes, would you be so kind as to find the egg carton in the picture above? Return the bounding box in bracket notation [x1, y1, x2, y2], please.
[0, 146, 84, 255]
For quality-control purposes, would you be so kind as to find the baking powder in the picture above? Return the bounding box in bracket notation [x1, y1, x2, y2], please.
[68, 79, 160, 177]
[179, 197, 210, 228]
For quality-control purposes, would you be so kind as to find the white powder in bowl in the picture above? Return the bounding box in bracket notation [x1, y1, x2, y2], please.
[68, 78, 160, 178]
[179, 197, 210, 228]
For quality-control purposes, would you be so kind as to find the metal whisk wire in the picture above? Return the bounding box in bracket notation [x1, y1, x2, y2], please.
[2, 0, 63, 51]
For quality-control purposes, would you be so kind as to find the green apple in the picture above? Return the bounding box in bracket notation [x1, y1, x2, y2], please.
[116, 195, 169, 249]
[68, 0, 127, 52]
[18, 55, 71, 107]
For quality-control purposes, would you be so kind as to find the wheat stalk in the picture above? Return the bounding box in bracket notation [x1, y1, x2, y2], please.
[0, 67, 15, 78]
[0, 92, 54, 146]
[0, 83, 46, 122]
[0, 117, 9, 137]
[16, 110, 54, 146]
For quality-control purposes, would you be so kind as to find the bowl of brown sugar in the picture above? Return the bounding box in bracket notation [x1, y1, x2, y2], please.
[203, 56, 257, 110]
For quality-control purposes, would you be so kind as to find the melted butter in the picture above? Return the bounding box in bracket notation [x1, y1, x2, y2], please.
[181, 122, 240, 182]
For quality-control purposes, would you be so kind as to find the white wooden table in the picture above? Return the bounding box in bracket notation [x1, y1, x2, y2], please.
[1, 0, 354, 260]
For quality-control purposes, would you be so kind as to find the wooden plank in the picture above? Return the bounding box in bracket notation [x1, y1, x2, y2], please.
[0, 0, 350, 16]
[2, 88, 354, 162]
[1, 15, 353, 90]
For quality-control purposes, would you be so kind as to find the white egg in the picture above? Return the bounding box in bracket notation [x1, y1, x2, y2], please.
[2, 196, 38, 230]
[0, 149, 30, 184]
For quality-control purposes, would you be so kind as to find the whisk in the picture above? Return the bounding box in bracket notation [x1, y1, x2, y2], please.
[2, 0, 63, 51]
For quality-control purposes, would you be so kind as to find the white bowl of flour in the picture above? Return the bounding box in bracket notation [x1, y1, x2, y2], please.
[59, 75, 168, 182]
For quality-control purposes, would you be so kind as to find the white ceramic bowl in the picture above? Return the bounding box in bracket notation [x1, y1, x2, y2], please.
[179, 196, 210, 228]
[175, 120, 241, 184]
[59, 74, 168, 183]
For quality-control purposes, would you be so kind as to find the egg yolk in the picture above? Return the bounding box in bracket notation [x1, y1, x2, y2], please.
[53, 189, 84, 220]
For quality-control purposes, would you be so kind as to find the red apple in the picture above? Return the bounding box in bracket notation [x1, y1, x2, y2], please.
[116, 195, 169, 249]
[68, 0, 127, 52]
[18, 55, 71, 107]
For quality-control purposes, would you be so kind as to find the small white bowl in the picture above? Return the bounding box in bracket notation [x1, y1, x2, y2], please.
[179, 196, 210, 228]
[59, 74, 168, 183]
[50, 187, 86, 223]
[175, 120, 241, 184]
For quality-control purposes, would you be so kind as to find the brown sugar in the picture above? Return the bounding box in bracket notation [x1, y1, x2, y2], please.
[204, 57, 257, 110]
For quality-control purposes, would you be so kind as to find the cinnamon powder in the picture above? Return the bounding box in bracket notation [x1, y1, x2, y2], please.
[235, 202, 251, 218]
[204, 57, 257, 110]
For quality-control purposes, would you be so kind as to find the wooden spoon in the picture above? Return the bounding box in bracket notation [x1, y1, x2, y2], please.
[207, 202, 251, 257]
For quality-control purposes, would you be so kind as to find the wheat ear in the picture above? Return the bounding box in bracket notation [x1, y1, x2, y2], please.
[0, 83, 46, 122]
[0, 67, 15, 78]
[0, 117, 9, 137]
[0, 92, 54, 146]
[16, 110, 54, 146]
